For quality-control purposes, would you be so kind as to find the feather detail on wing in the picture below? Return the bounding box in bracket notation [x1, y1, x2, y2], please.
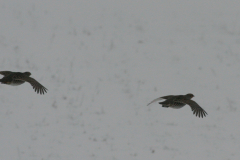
[182, 99, 207, 118]
[0, 71, 13, 76]
[15, 76, 48, 95]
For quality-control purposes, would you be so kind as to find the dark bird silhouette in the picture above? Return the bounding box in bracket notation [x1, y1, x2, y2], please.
[0, 71, 47, 95]
[147, 93, 207, 118]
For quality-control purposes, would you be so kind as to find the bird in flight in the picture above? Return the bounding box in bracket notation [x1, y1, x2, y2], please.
[0, 71, 47, 95]
[147, 93, 207, 118]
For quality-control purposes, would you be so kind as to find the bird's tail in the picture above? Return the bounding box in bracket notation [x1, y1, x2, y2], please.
[147, 97, 164, 106]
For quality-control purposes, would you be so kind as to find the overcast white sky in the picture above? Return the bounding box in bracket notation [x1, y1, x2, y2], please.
[0, 1, 240, 160]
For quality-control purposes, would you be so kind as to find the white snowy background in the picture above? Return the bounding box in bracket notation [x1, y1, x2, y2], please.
[0, 1, 240, 160]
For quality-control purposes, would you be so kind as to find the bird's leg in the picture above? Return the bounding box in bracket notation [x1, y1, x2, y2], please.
[162, 106, 169, 108]
[159, 103, 169, 108]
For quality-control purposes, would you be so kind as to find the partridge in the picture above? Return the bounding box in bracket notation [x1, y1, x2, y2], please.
[0, 71, 47, 95]
[147, 93, 207, 118]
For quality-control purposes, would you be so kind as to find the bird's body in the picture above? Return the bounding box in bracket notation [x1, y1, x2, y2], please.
[147, 93, 207, 118]
[0, 71, 47, 95]
[159, 94, 193, 109]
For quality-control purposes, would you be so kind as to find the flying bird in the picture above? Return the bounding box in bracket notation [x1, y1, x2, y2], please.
[0, 71, 47, 95]
[147, 93, 207, 118]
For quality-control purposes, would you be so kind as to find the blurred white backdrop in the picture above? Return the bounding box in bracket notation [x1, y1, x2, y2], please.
[0, 1, 240, 159]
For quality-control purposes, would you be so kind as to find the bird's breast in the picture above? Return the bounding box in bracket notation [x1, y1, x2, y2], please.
[169, 102, 186, 109]
[9, 80, 25, 86]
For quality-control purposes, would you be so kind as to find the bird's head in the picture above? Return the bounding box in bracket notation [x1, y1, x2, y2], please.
[186, 93, 194, 99]
[24, 72, 31, 76]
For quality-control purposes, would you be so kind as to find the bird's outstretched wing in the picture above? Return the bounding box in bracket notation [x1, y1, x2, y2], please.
[147, 95, 174, 106]
[0, 71, 13, 76]
[15, 76, 48, 95]
[182, 99, 207, 118]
